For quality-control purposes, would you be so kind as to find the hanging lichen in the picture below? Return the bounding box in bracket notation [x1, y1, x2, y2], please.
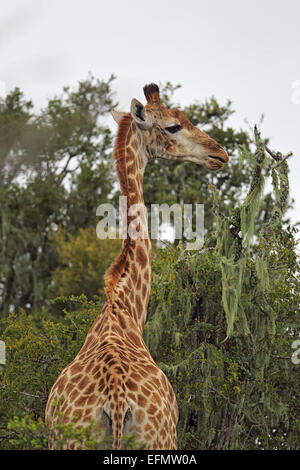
[209, 126, 290, 343]
[143, 124, 299, 450]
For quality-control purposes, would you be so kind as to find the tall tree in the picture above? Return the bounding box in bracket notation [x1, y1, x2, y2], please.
[0, 75, 117, 316]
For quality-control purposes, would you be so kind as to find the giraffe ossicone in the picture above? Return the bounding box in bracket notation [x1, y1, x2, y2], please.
[45, 83, 229, 450]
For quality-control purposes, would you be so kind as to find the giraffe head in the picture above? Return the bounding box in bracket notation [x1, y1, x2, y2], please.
[112, 83, 229, 171]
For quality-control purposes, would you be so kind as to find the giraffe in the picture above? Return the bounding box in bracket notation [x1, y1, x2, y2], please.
[45, 83, 229, 450]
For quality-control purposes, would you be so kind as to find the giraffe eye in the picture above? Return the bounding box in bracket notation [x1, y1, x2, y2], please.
[165, 124, 182, 134]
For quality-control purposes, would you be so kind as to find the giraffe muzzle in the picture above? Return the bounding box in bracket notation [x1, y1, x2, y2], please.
[205, 152, 229, 171]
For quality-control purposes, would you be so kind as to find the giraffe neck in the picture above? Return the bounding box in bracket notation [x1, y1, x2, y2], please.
[104, 114, 151, 334]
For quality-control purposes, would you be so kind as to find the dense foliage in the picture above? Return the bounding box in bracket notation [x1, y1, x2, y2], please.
[0, 77, 298, 450]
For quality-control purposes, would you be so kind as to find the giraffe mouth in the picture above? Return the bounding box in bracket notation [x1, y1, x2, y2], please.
[208, 155, 226, 163]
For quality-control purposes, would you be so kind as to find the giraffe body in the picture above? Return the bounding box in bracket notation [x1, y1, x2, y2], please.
[46, 303, 177, 449]
[46, 84, 228, 450]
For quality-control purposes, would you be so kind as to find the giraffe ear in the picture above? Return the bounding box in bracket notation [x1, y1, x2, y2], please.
[111, 108, 126, 124]
[130, 99, 150, 128]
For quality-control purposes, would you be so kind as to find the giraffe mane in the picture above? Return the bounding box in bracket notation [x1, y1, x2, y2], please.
[104, 113, 133, 304]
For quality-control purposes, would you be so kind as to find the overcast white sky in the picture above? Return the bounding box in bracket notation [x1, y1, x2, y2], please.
[1, 0, 299, 224]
